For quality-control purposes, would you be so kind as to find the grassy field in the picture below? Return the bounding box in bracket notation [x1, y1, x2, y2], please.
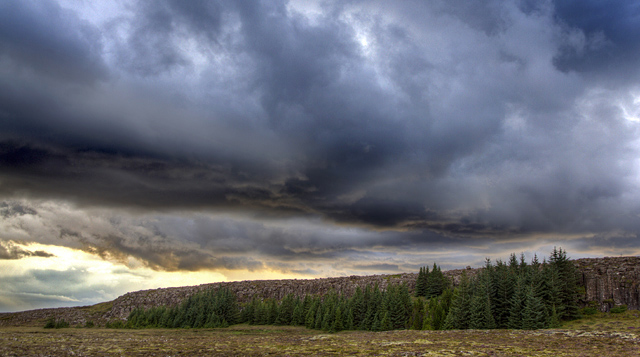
[1, 313, 639, 356]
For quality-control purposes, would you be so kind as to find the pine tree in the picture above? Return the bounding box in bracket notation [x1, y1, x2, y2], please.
[430, 300, 446, 330]
[314, 304, 324, 330]
[410, 298, 425, 330]
[380, 311, 392, 331]
[469, 270, 496, 330]
[292, 302, 303, 326]
[443, 273, 472, 329]
[507, 276, 527, 329]
[275, 294, 295, 325]
[492, 260, 514, 328]
[305, 299, 318, 329]
[548, 304, 561, 328]
[415, 266, 428, 297]
[350, 286, 366, 329]
[427, 263, 447, 298]
[521, 286, 548, 330]
[332, 305, 344, 332]
[267, 299, 279, 325]
[508, 253, 519, 273]
[549, 247, 580, 320]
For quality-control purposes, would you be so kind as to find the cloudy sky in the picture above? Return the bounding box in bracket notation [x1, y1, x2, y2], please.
[1, 0, 640, 312]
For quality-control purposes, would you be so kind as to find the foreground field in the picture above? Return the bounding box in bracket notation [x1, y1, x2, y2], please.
[1, 323, 639, 357]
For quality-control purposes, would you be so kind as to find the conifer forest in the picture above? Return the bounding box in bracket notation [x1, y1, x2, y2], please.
[124, 247, 580, 332]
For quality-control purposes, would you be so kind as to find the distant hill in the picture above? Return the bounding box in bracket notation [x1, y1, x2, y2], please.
[1, 256, 638, 327]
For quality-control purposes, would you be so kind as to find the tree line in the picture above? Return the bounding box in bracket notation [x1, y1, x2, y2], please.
[123, 247, 580, 331]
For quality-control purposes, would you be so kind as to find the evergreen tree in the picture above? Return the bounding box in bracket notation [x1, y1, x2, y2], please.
[430, 300, 447, 330]
[469, 270, 496, 330]
[332, 305, 344, 332]
[301, 295, 313, 318]
[415, 266, 429, 297]
[521, 286, 548, 330]
[350, 287, 366, 329]
[292, 301, 304, 326]
[549, 247, 580, 320]
[508, 253, 519, 273]
[410, 298, 424, 330]
[305, 299, 318, 329]
[321, 306, 333, 331]
[507, 276, 527, 329]
[443, 273, 472, 329]
[314, 304, 324, 330]
[492, 260, 514, 328]
[267, 299, 279, 325]
[379, 311, 392, 331]
[275, 294, 295, 325]
[547, 304, 561, 328]
[427, 263, 447, 298]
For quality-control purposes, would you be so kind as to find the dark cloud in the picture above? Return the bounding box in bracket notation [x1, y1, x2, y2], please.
[0, 0, 639, 279]
[552, 0, 640, 78]
[0, 240, 54, 260]
[0, 201, 37, 218]
[0, 1, 107, 83]
[351, 263, 399, 272]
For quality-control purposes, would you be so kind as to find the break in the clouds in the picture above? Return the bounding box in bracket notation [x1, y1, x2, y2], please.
[1, 0, 640, 311]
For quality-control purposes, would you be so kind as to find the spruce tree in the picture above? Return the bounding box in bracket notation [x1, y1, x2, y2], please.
[430, 300, 446, 330]
[415, 266, 428, 297]
[507, 276, 527, 329]
[332, 305, 344, 332]
[410, 298, 425, 330]
[443, 273, 472, 329]
[549, 247, 580, 320]
[492, 260, 514, 328]
[521, 286, 548, 330]
[292, 302, 303, 326]
[350, 287, 366, 329]
[275, 294, 295, 325]
[305, 300, 318, 329]
[380, 311, 392, 331]
[469, 270, 496, 330]
[314, 304, 324, 330]
[267, 299, 279, 325]
[428, 263, 447, 298]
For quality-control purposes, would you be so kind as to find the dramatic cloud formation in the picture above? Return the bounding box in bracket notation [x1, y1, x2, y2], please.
[1, 0, 640, 311]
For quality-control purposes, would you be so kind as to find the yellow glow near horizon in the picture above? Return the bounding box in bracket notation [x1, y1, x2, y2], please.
[1, 242, 310, 295]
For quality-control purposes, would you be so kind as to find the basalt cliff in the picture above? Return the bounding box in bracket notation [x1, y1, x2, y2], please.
[1, 256, 638, 327]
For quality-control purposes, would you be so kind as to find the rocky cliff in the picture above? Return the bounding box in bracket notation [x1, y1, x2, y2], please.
[574, 256, 640, 311]
[1, 256, 638, 327]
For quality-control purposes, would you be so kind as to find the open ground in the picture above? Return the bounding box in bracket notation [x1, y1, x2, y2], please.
[1, 311, 640, 357]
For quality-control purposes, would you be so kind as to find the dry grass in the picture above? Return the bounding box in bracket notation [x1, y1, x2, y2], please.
[0, 314, 639, 356]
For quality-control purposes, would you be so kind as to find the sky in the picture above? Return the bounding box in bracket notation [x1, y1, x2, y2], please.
[1, 0, 640, 312]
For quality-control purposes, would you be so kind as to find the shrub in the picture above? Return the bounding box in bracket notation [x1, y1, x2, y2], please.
[44, 318, 70, 328]
[610, 305, 627, 314]
[85, 320, 95, 328]
[44, 318, 56, 329]
[581, 307, 598, 315]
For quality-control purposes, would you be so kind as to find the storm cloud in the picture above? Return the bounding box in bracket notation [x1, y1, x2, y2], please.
[1, 0, 640, 310]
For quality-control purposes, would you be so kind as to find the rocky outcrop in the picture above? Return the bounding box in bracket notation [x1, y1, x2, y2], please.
[574, 256, 640, 311]
[1, 256, 638, 327]
[103, 273, 417, 320]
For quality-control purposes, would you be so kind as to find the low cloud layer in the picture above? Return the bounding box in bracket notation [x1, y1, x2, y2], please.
[1, 0, 640, 310]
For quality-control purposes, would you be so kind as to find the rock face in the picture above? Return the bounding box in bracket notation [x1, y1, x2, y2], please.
[103, 273, 417, 321]
[1, 256, 638, 327]
[574, 256, 640, 311]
